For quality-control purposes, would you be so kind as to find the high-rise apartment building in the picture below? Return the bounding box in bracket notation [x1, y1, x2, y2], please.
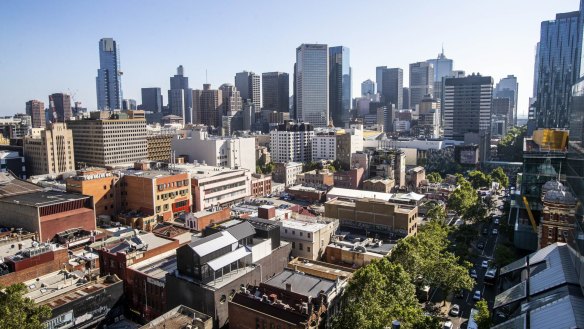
[96, 38, 122, 110]
[141, 88, 163, 113]
[426, 49, 453, 100]
[23, 123, 75, 176]
[235, 71, 260, 110]
[262, 72, 289, 113]
[169, 65, 193, 124]
[535, 9, 582, 129]
[494, 75, 519, 127]
[295, 44, 329, 127]
[219, 83, 242, 116]
[67, 110, 147, 167]
[361, 79, 375, 96]
[380, 68, 403, 110]
[193, 84, 222, 127]
[25, 100, 45, 128]
[270, 122, 314, 163]
[443, 74, 493, 140]
[49, 93, 72, 122]
[329, 46, 351, 127]
[409, 62, 434, 108]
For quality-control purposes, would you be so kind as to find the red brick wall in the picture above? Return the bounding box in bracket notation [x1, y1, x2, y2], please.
[195, 208, 231, 231]
[0, 248, 69, 286]
[40, 208, 96, 242]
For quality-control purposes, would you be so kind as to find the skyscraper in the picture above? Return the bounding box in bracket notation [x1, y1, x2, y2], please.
[535, 10, 582, 129]
[193, 84, 222, 127]
[169, 65, 193, 124]
[329, 46, 352, 127]
[49, 93, 72, 122]
[235, 71, 260, 110]
[409, 62, 434, 108]
[494, 75, 519, 126]
[295, 44, 329, 127]
[262, 72, 289, 113]
[96, 38, 122, 110]
[376, 66, 387, 96]
[426, 49, 454, 100]
[25, 100, 45, 128]
[141, 88, 163, 113]
[219, 83, 242, 116]
[443, 74, 493, 140]
[402, 87, 410, 110]
[361, 79, 375, 96]
[380, 68, 403, 110]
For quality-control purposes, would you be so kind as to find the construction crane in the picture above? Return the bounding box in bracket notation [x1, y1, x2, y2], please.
[522, 196, 538, 232]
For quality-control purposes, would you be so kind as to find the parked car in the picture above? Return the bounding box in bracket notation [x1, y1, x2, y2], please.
[470, 269, 478, 279]
[443, 321, 454, 329]
[449, 304, 460, 316]
[494, 217, 500, 225]
[477, 242, 485, 250]
[492, 228, 499, 235]
[481, 260, 489, 268]
[473, 290, 481, 301]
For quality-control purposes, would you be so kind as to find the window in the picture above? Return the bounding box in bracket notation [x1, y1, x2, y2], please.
[307, 246, 311, 252]
[291, 242, 295, 249]
[307, 233, 311, 238]
[299, 243, 303, 251]
[292, 230, 295, 235]
[219, 295, 227, 304]
[300, 232, 303, 237]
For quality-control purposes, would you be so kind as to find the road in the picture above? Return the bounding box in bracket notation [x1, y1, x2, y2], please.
[440, 193, 505, 328]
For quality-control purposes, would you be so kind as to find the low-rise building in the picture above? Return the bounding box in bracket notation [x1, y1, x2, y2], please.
[184, 208, 232, 231]
[66, 167, 120, 217]
[250, 173, 272, 197]
[296, 169, 334, 188]
[326, 187, 426, 206]
[285, 185, 327, 203]
[363, 177, 395, 193]
[287, 257, 354, 281]
[139, 305, 213, 329]
[333, 168, 365, 189]
[325, 198, 418, 238]
[406, 166, 426, 190]
[273, 162, 303, 187]
[324, 235, 394, 269]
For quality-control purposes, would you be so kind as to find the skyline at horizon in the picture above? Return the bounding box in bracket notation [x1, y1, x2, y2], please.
[1, 0, 580, 118]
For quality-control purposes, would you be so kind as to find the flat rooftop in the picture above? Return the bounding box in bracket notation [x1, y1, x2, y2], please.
[0, 238, 36, 259]
[140, 305, 212, 329]
[0, 190, 89, 207]
[0, 173, 43, 198]
[171, 163, 245, 179]
[281, 219, 327, 233]
[264, 269, 336, 298]
[326, 187, 425, 203]
[121, 169, 185, 179]
[108, 232, 174, 254]
[128, 249, 177, 282]
[288, 258, 354, 279]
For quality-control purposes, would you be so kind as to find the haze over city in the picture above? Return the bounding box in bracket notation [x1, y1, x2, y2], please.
[0, 0, 577, 116]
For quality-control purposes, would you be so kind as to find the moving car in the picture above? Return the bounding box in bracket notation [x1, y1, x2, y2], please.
[470, 269, 478, 278]
[449, 304, 460, 316]
[481, 260, 489, 268]
[494, 217, 500, 224]
[473, 290, 481, 301]
[492, 228, 499, 235]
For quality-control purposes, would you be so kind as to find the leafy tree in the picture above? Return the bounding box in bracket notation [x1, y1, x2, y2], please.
[425, 148, 463, 176]
[497, 126, 527, 162]
[0, 283, 51, 329]
[468, 170, 492, 190]
[490, 167, 509, 189]
[465, 201, 489, 223]
[494, 244, 516, 267]
[448, 176, 479, 218]
[426, 204, 447, 224]
[413, 316, 441, 329]
[452, 224, 478, 245]
[331, 259, 422, 329]
[474, 299, 492, 329]
[426, 172, 442, 184]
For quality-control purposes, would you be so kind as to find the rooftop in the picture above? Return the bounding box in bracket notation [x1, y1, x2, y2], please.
[327, 187, 425, 203]
[107, 233, 174, 254]
[128, 249, 177, 282]
[281, 218, 327, 233]
[171, 163, 247, 179]
[139, 305, 212, 329]
[0, 190, 89, 207]
[120, 169, 185, 179]
[0, 172, 43, 198]
[0, 238, 37, 259]
[263, 269, 336, 298]
[288, 258, 354, 280]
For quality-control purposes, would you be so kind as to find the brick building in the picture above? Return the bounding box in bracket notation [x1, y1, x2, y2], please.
[333, 168, 365, 189]
[250, 174, 272, 197]
[538, 180, 578, 248]
[66, 168, 120, 217]
[296, 169, 334, 188]
[0, 240, 68, 286]
[363, 177, 395, 193]
[184, 208, 231, 231]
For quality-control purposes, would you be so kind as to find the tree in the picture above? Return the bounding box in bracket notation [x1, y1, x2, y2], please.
[413, 316, 441, 329]
[426, 172, 442, 184]
[0, 283, 51, 329]
[474, 299, 492, 329]
[331, 259, 422, 329]
[494, 244, 516, 267]
[448, 176, 479, 218]
[426, 204, 447, 224]
[468, 170, 492, 190]
[490, 167, 509, 189]
[497, 126, 527, 162]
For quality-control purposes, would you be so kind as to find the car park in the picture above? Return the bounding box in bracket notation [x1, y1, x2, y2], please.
[449, 304, 460, 316]
[473, 290, 481, 301]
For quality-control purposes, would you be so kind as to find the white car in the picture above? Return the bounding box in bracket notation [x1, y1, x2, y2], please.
[494, 218, 500, 224]
[449, 304, 460, 316]
[442, 321, 454, 329]
[493, 228, 499, 235]
[473, 290, 481, 301]
[481, 260, 489, 268]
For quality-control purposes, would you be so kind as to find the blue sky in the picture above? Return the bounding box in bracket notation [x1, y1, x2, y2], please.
[0, 0, 579, 117]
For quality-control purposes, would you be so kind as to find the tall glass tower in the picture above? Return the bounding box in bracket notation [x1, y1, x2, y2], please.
[96, 38, 122, 110]
[170, 65, 193, 124]
[329, 46, 351, 127]
[295, 44, 329, 127]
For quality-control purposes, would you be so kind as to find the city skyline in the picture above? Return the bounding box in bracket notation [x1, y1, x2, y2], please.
[0, 0, 578, 117]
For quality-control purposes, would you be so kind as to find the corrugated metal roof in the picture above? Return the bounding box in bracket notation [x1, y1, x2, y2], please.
[494, 281, 527, 309]
[207, 247, 250, 271]
[529, 244, 579, 295]
[490, 313, 526, 329]
[530, 295, 584, 329]
[225, 221, 256, 241]
[190, 231, 237, 257]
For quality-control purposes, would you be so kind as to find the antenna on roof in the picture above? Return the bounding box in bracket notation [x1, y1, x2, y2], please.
[205, 69, 208, 84]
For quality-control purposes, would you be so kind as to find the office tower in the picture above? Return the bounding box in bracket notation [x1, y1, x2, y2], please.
[535, 10, 582, 129]
[219, 83, 242, 116]
[295, 44, 329, 127]
[235, 71, 260, 110]
[169, 65, 193, 124]
[122, 99, 137, 110]
[23, 123, 75, 175]
[25, 100, 45, 128]
[570, 77, 584, 143]
[376, 66, 387, 96]
[262, 72, 289, 113]
[193, 84, 222, 127]
[402, 87, 410, 109]
[96, 38, 122, 110]
[443, 74, 493, 140]
[380, 68, 403, 110]
[361, 79, 375, 96]
[409, 62, 434, 108]
[494, 75, 519, 126]
[68, 110, 147, 167]
[329, 46, 352, 127]
[168, 89, 185, 121]
[426, 49, 454, 100]
[416, 95, 441, 138]
[141, 88, 163, 113]
[49, 93, 72, 122]
[270, 122, 314, 163]
[533, 43, 540, 98]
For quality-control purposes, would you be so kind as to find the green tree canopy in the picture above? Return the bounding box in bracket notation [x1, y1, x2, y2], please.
[426, 172, 443, 184]
[0, 283, 51, 329]
[497, 126, 527, 162]
[331, 259, 422, 329]
[474, 299, 492, 329]
[494, 244, 516, 267]
[468, 170, 492, 190]
[426, 204, 447, 224]
[448, 175, 479, 218]
[490, 167, 509, 189]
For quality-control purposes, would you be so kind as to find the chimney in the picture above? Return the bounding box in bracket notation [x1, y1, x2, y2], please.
[18, 243, 22, 250]
[285, 283, 292, 291]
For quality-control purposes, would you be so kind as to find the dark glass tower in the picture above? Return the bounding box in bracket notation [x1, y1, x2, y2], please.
[329, 46, 351, 127]
[96, 38, 122, 110]
[169, 65, 193, 123]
